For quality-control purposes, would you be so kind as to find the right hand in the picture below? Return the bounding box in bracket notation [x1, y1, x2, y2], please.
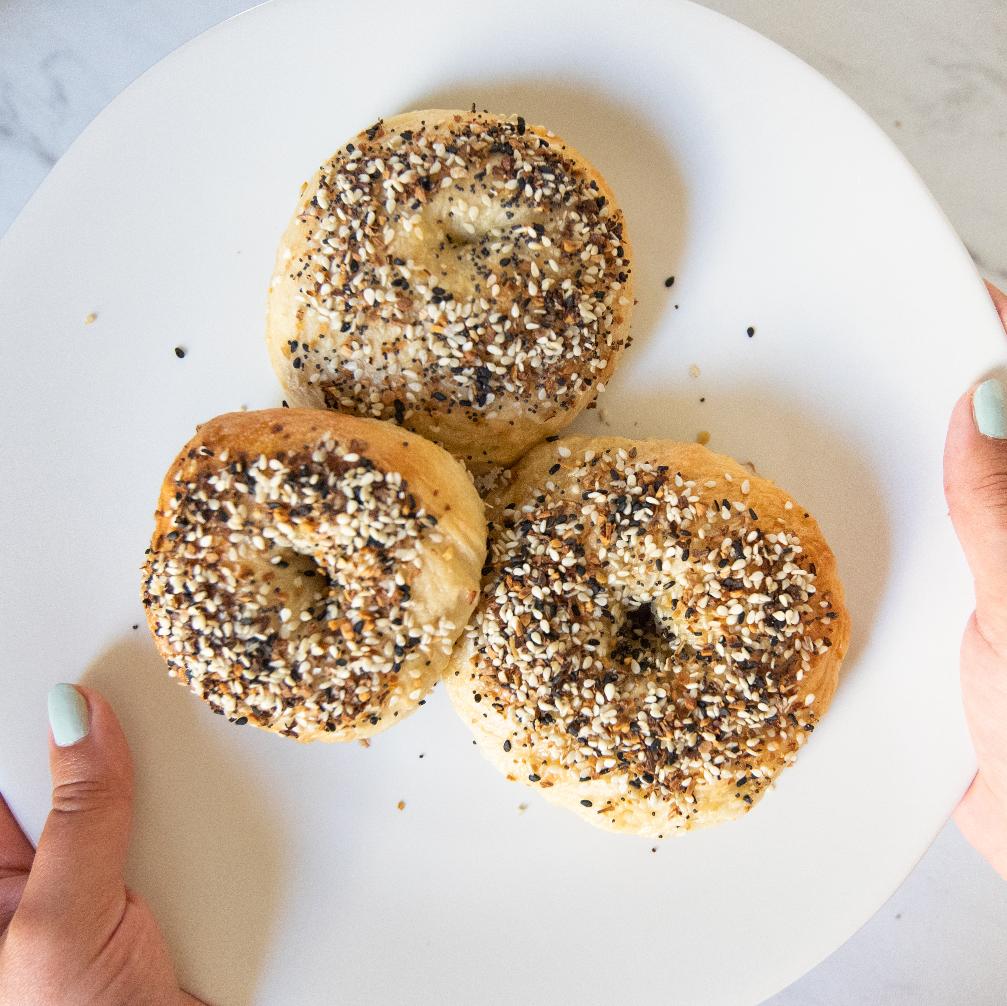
[944, 281, 1007, 879]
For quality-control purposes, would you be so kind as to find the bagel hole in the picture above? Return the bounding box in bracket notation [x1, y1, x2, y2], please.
[429, 188, 529, 248]
[259, 546, 330, 620]
[610, 601, 679, 678]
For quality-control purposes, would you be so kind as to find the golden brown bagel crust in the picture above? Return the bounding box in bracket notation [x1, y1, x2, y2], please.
[267, 109, 634, 472]
[143, 409, 486, 741]
[446, 437, 849, 835]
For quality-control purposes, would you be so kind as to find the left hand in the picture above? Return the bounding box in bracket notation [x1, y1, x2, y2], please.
[0, 684, 204, 1005]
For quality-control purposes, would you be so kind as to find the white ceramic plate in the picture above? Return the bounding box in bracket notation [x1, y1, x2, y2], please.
[1, 1, 1003, 1003]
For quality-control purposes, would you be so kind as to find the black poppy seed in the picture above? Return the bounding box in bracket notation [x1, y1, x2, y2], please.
[461, 442, 830, 807]
[280, 112, 629, 432]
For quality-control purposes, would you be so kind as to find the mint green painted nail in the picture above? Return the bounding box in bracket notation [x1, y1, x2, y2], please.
[47, 684, 90, 747]
[974, 378, 1007, 439]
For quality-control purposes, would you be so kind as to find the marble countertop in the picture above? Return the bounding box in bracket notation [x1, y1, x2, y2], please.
[1, 2, 1005, 1003]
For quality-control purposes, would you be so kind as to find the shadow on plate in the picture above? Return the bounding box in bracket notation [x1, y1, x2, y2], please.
[82, 635, 287, 1006]
[581, 380, 891, 683]
[401, 77, 688, 367]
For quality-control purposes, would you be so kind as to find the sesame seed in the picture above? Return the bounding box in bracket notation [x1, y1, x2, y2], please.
[142, 425, 451, 738]
[461, 442, 833, 821]
[274, 111, 631, 439]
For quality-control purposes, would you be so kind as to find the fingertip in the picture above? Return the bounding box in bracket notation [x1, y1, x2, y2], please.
[61, 686, 127, 738]
[47, 685, 134, 790]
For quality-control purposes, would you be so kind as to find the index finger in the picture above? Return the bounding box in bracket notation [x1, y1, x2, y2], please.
[0, 794, 34, 875]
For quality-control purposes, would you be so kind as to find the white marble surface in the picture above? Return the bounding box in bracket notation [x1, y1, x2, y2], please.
[1, 2, 1005, 1004]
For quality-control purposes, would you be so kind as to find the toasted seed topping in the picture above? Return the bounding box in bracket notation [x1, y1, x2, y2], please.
[142, 432, 453, 738]
[464, 444, 836, 822]
[278, 112, 631, 433]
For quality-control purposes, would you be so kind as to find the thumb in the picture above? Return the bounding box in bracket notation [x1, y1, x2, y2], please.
[944, 375, 1007, 656]
[15, 685, 133, 936]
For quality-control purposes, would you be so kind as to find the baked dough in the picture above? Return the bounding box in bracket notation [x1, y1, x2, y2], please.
[142, 409, 486, 741]
[446, 436, 849, 834]
[267, 109, 634, 472]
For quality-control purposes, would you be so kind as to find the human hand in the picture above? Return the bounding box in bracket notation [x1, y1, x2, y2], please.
[944, 281, 1007, 879]
[0, 685, 204, 1005]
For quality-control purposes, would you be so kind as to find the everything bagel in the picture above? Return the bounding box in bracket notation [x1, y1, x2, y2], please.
[142, 409, 485, 741]
[267, 109, 634, 472]
[447, 436, 849, 835]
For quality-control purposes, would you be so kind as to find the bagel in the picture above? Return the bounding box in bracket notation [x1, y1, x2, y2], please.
[267, 109, 634, 472]
[446, 436, 849, 835]
[142, 409, 486, 741]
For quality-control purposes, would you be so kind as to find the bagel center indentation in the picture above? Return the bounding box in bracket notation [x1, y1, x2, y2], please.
[433, 193, 530, 246]
[606, 600, 687, 695]
[246, 543, 330, 635]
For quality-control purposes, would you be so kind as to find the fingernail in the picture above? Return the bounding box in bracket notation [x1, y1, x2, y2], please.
[47, 684, 90, 747]
[973, 378, 1007, 439]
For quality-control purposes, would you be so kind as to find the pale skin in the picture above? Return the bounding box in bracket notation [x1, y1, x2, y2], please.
[944, 283, 1007, 877]
[1, 287, 1006, 1002]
